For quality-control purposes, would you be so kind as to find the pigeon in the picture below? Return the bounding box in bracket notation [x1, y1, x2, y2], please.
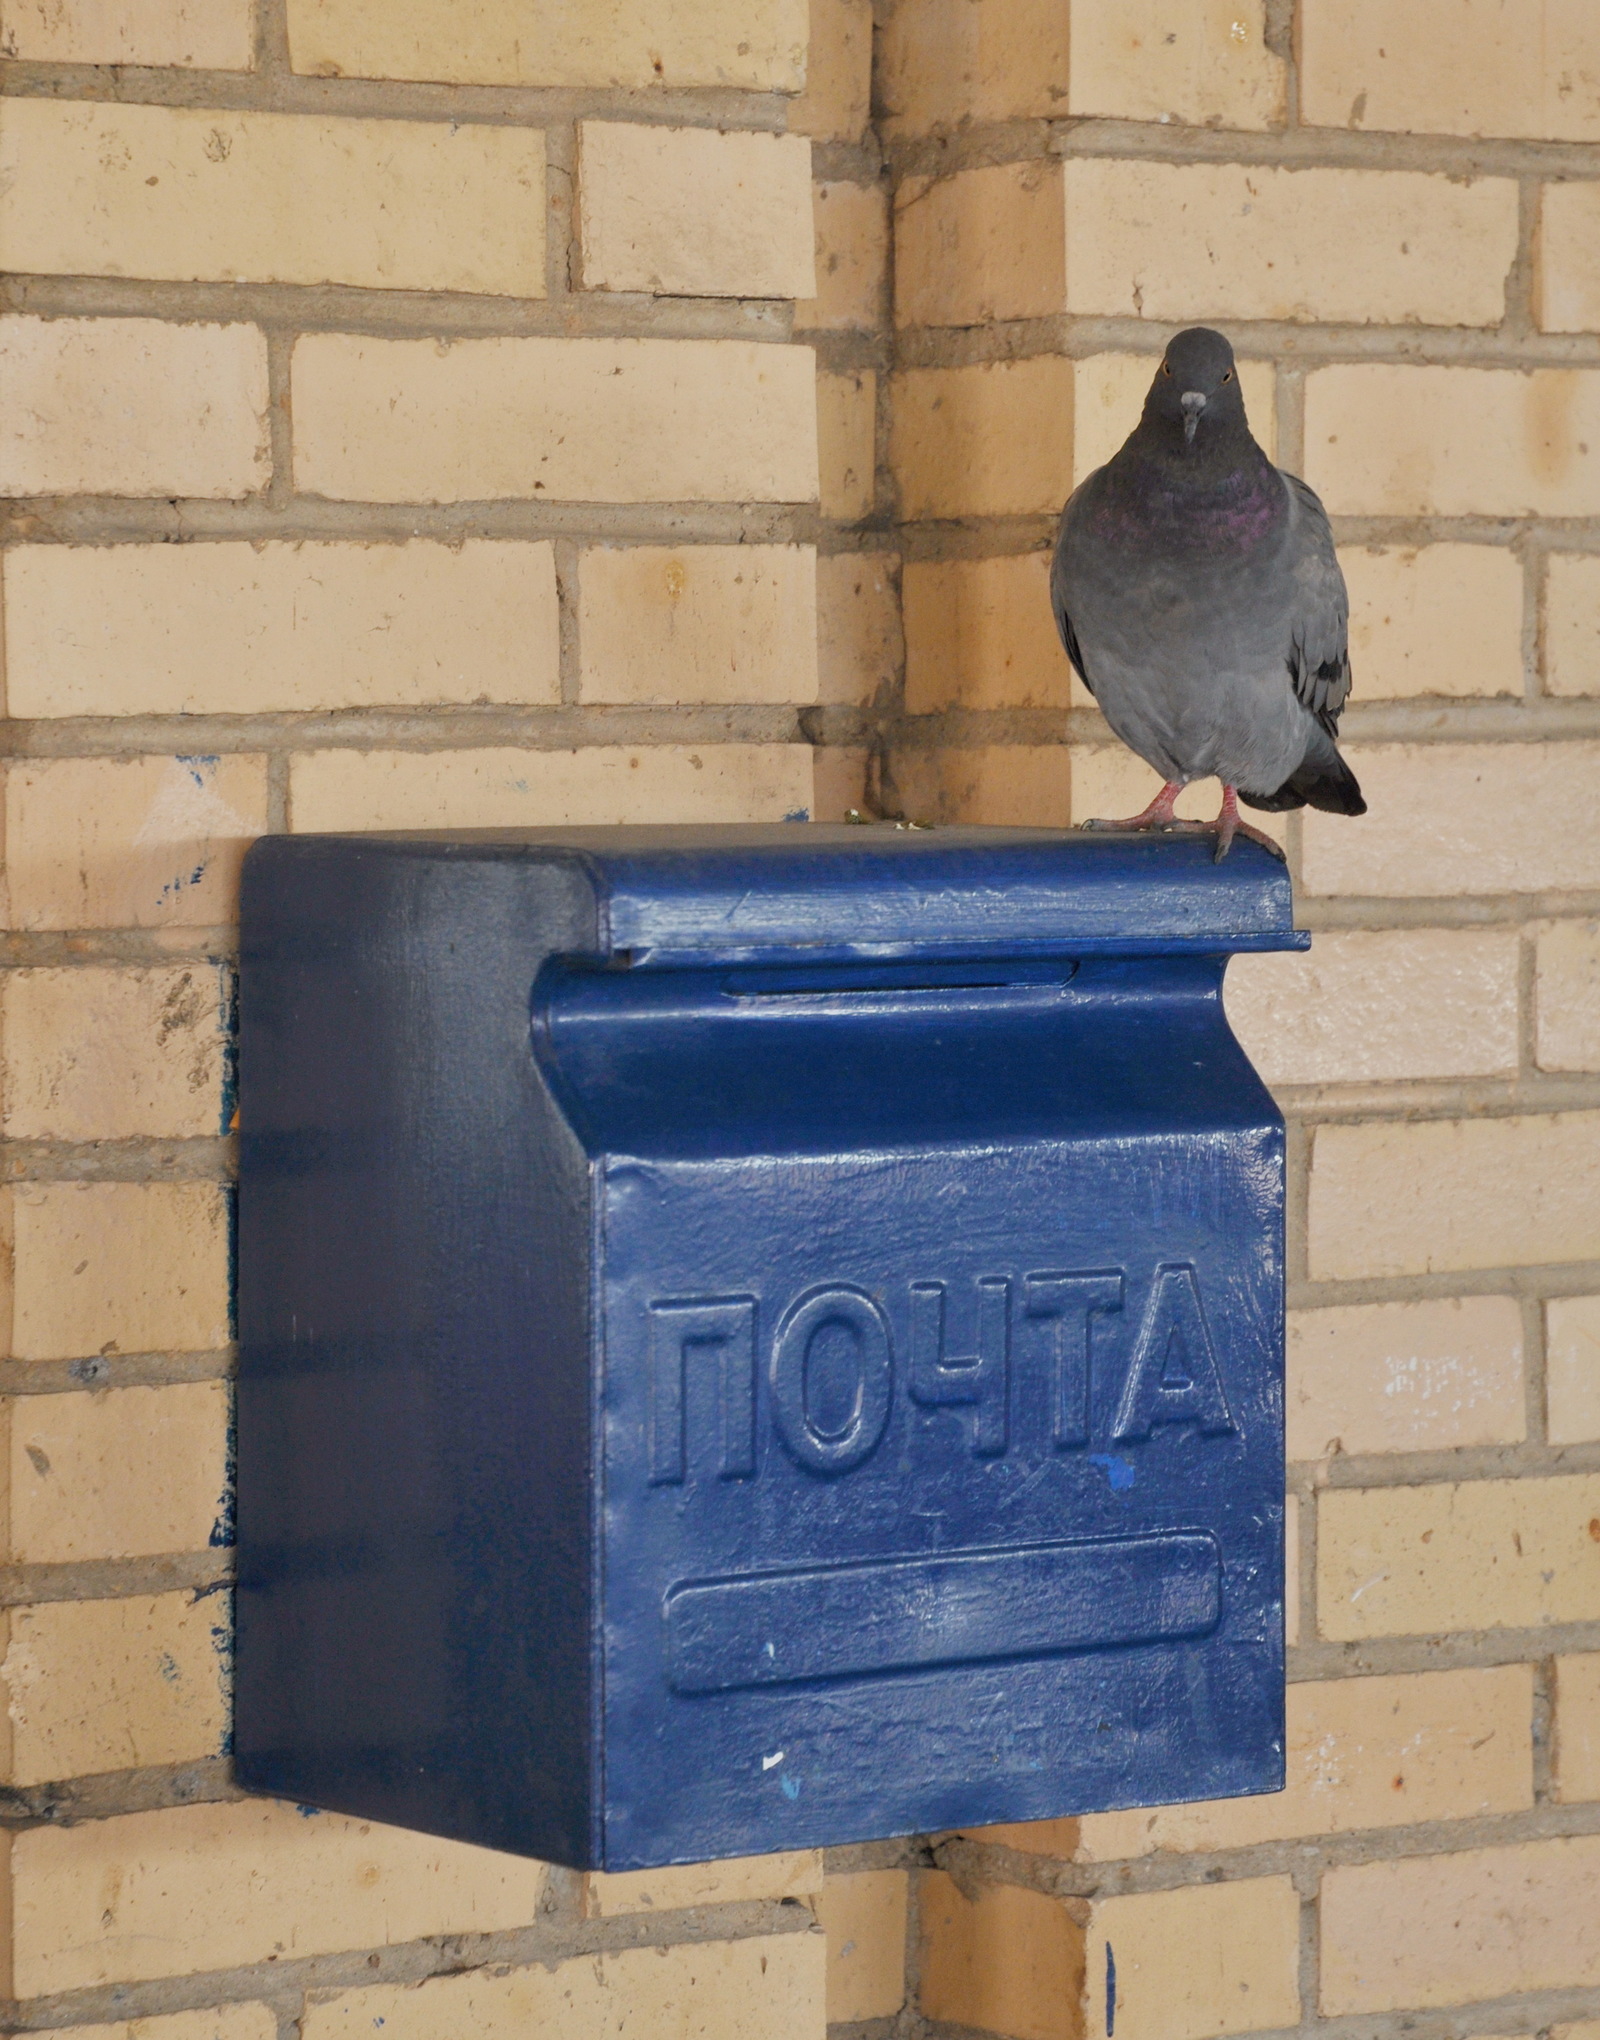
[1050, 326, 1365, 860]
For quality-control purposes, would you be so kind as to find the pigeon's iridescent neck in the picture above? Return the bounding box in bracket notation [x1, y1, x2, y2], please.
[1095, 442, 1284, 558]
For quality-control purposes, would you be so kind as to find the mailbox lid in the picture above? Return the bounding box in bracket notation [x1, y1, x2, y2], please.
[346, 825, 1307, 964]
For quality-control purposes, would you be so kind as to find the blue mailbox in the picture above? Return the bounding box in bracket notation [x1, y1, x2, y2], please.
[235, 825, 1305, 1870]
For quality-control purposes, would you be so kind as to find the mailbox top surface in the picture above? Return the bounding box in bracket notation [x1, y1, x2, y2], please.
[255, 824, 1308, 962]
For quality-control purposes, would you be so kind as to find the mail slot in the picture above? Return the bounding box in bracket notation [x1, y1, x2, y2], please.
[234, 824, 1305, 1869]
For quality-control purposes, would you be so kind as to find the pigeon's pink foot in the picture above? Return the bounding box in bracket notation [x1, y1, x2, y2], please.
[1213, 785, 1286, 863]
[1078, 780, 1206, 836]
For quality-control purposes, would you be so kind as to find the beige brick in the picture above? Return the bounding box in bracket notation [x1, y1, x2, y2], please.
[904, 553, 1086, 713]
[791, 0, 872, 140]
[2, 965, 228, 1141]
[1318, 1474, 1600, 1640]
[52, 2010, 278, 2040]
[886, 0, 1285, 130]
[881, 0, 1281, 133]
[818, 368, 876, 520]
[1546, 554, 1600, 697]
[1063, 158, 1515, 327]
[1079, 1668, 1532, 1860]
[293, 334, 818, 505]
[1068, 746, 1288, 847]
[302, 1933, 823, 2040]
[6, 1381, 228, 1564]
[1555, 2026, 1600, 2040]
[812, 745, 869, 820]
[892, 358, 1073, 519]
[290, 745, 815, 833]
[0, 102, 543, 298]
[1285, 1297, 1525, 1461]
[1, 1591, 228, 1786]
[893, 745, 1071, 829]
[1321, 1836, 1600, 2014]
[1342, 544, 1523, 699]
[578, 546, 817, 705]
[816, 1868, 907, 2022]
[1226, 930, 1519, 1088]
[1068, 0, 1285, 127]
[12, 1797, 552, 1995]
[1538, 919, 1600, 1070]
[13, 1181, 228, 1361]
[6, 541, 560, 718]
[895, 161, 1065, 329]
[1305, 366, 1600, 517]
[1285, 1491, 1301, 1647]
[1556, 1652, 1600, 1802]
[0, 316, 267, 499]
[1087, 1878, 1300, 2040]
[0, 1192, 13, 1361]
[1539, 181, 1600, 332]
[1548, 1296, 1600, 1444]
[1073, 353, 1276, 482]
[578, 124, 812, 300]
[795, 181, 887, 332]
[1300, 0, 1600, 142]
[1311, 1112, 1600, 1281]
[968, 1814, 1081, 1856]
[0, 0, 252, 65]
[880, 0, 1070, 131]
[919, 1870, 1082, 2040]
[1302, 742, 1600, 897]
[817, 550, 900, 706]
[584, 1848, 821, 1916]
[894, 159, 1489, 332]
[286, 0, 807, 89]
[2, 754, 268, 933]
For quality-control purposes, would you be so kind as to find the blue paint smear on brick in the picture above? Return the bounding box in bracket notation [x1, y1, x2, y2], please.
[210, 1380, 237, 1548]
[220, 964, 240, 1136]
[224, 1180, 239, 1344]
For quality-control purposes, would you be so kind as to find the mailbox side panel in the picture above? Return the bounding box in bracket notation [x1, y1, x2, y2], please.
[235, 843, 601, 1862]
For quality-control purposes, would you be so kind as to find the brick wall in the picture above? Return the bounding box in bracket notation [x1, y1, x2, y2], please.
[879, 1, 1600, 2037]
[4, 3, 1600, 2040]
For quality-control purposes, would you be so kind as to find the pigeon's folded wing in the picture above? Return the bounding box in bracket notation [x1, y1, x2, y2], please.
[1050, 496, 1096, 698]
[1283, 472, 1351, 735]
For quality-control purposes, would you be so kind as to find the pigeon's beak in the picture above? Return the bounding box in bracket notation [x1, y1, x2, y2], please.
[1181, 391, 1207, 445]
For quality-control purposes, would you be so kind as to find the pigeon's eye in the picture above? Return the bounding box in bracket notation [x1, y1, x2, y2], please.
[1162, 362, 1172, 376]
[1222, 370, 1233, 382]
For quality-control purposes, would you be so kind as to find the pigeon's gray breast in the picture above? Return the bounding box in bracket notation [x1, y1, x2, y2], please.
[1053, 463, 1346, 798]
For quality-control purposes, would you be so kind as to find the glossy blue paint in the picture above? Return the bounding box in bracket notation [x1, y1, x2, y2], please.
[234, 825, 1300, 1869]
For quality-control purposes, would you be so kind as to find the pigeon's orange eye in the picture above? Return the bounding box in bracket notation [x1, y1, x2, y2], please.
[1162, 362, 1172, 376]
[1222, 370, 1233, 382]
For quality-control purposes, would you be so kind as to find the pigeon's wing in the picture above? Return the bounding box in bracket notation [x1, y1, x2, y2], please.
[1282, 471, 1351, 735]
[1049, 485, 1097, 699]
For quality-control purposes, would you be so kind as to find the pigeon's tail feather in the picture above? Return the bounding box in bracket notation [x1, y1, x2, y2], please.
[1239, 737, 1366, 816]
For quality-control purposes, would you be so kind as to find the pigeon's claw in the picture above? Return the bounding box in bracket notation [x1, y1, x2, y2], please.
[1077, 780, 1287, 863]
[1212, 786, 1287, 863]
[1077, 779, 1192, 835]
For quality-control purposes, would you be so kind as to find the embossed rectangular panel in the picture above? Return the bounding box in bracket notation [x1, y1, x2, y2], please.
[666, 1533, 1223, 1693]
[236, 827, 1297, 1867]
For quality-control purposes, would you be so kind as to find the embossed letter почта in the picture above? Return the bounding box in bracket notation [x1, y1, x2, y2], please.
[234, 825, 1300, 1869]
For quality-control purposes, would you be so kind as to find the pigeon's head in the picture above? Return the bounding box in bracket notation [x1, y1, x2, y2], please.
[1144, 327, 1247, 449]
